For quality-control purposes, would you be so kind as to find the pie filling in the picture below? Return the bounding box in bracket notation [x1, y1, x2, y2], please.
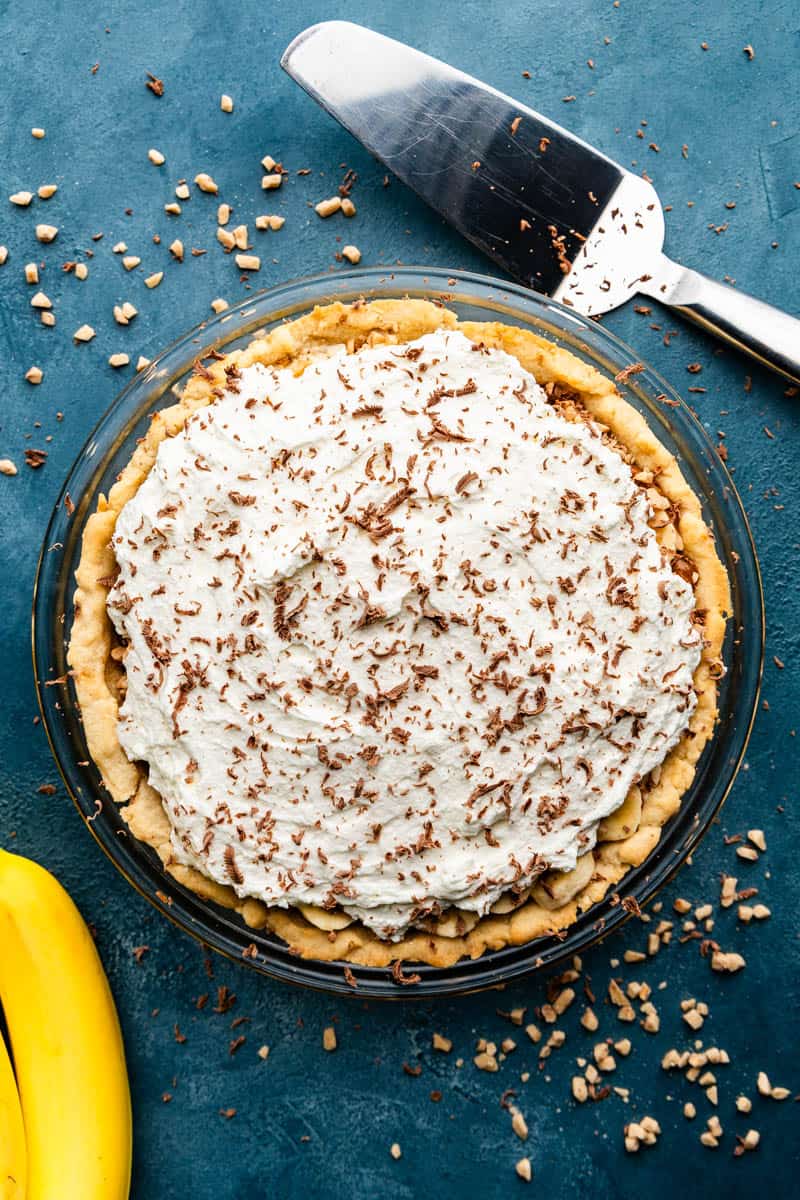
[106, 330, 703, 940]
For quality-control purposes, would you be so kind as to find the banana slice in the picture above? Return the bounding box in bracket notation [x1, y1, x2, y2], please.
[490, 887, 532, 915]
[597, 784, 643, 842]
[419, 909, 480, 937]
[296, 903, 354, 931]
[532, 851, 595, 910]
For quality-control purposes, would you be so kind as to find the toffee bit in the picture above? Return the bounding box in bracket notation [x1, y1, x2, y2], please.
[145, 71, 165, 96]
[322, 1026, 337, 1051]
[515, 1158, 532, 1182]
[315, 196, 341, 217]
[194, 173, 218, 194]
[510, 1108, 529, 1140]
[235, 253, 260, 271]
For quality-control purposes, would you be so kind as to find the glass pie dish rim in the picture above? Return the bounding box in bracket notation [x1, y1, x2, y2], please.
[32, 265, 764, 999]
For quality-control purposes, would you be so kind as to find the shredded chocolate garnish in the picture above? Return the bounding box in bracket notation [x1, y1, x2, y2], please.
[224, 846, 244, 885]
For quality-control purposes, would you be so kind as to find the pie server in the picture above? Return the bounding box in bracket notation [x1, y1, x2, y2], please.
[282, 21, 800, 385]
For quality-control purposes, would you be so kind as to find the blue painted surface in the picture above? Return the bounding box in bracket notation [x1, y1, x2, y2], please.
[1, 2, 798, 1196]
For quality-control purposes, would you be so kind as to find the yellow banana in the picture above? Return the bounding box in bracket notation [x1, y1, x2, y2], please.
[0, 849, 131, 1200]
[0, 1029, 26, 1200]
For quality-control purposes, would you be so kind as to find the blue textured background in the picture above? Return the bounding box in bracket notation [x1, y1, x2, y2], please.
[2, 2, 798, 1197]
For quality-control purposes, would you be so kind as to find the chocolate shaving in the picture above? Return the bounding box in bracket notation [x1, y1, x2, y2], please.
[614, 362, 646, 384]
[455, 471, 479, 495]
[424, 415, 473, 444]
[391, 960, 422, 986]
[273, 583, 307, 640]
[224, 845, 244, 885]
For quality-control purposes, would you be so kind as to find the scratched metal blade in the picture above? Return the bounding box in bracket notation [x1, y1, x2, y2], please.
[282, 21, 665, 316]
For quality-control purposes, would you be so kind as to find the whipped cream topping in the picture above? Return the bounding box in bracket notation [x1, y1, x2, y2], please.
[108, 330, 702, 938]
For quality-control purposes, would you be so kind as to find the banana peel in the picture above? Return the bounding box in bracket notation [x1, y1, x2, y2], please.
[0, 850, 131, 1199]
[0, 1030, 25, 1200]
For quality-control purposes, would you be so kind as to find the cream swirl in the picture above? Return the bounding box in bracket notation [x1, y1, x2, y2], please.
[108, 330, 701, 938]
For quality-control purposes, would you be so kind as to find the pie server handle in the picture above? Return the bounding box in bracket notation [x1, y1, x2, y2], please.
[641, 254, 800, 385]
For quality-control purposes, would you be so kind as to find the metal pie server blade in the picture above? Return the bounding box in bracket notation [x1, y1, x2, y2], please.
[281, 20, 662, 318]
[282, 21, 800, 384]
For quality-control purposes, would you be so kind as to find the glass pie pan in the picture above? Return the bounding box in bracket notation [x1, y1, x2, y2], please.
[33, 266, 763, 999]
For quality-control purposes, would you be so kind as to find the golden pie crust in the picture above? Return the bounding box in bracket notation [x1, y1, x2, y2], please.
[68, 299, 730, 968]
